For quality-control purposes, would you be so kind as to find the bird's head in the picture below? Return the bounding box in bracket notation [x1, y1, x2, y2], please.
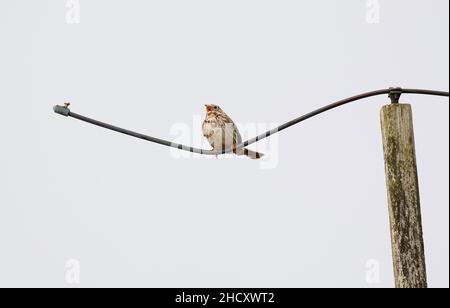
[205, 104, 221, 113]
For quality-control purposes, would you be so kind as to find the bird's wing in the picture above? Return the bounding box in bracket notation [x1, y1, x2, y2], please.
[223, 114, 242, 147]
[223, 121, 242, 150]
[233, 124, 242, 146]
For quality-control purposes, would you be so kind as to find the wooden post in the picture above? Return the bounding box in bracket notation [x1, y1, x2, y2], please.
[380, 103, 428, 288]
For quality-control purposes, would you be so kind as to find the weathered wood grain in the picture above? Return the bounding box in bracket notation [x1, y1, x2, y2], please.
[381, 104, 427, 288]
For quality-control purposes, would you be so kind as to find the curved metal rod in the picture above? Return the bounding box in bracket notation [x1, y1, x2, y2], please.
[53, 88, 449, 155]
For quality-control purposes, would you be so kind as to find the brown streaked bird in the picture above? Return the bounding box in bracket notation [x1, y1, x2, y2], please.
[202, 104, 264, 159]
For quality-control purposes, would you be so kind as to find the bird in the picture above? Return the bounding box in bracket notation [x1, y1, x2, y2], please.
[202, 104, 264, 159]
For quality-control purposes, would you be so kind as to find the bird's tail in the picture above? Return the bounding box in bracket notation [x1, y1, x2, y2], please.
[242, 148, 264, 160]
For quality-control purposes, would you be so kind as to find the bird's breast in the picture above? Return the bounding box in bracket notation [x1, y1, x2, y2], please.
[202, 118, 216, 137]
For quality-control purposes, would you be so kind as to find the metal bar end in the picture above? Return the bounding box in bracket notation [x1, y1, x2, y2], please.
[53, 105, 71, 117]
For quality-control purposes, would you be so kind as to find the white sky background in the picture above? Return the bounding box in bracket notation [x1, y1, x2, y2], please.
[0, 0, 448, 288]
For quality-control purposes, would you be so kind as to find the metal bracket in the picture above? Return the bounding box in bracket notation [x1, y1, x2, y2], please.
[389, 87, 403, 104]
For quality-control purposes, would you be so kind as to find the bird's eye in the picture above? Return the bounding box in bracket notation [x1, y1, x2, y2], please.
[214, 106, 218, 110]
